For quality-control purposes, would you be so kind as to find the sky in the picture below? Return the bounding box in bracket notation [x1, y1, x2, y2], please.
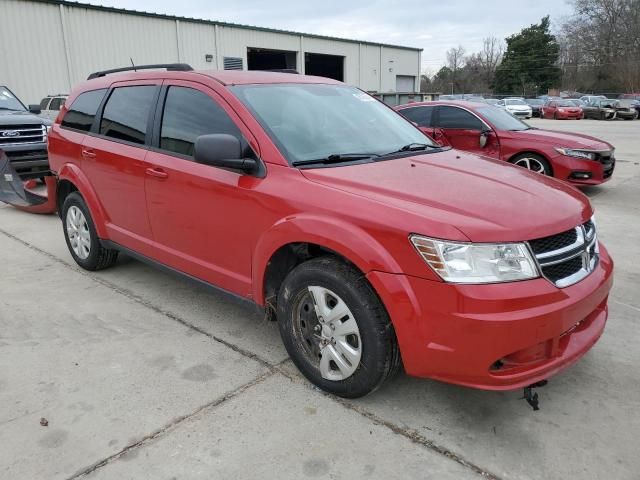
[82, 0, 574, 73]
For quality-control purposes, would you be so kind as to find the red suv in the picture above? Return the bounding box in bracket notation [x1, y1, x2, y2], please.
[396, 101, 615, 184]
[47, 65, 613, 398]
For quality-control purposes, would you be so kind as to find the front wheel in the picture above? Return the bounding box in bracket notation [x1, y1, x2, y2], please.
[510, 153, 552, 176]
[277, 256, 400, 398]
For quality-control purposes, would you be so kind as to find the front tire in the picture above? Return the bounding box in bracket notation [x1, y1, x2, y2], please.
[510, 153, 552, 176]
[62, 192, 118, 271]
[277, 256, 400, 398]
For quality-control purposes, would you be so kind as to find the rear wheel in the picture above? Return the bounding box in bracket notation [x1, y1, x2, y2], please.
[510, 153, 552, 176]
[277, 256, 400, 398]
[62, 192, 118, 271]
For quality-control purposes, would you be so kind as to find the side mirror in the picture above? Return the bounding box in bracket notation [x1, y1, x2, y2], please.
[479, 128, 492, 148]
[28, 104, 42, 114]
[194, 134, 258, 175]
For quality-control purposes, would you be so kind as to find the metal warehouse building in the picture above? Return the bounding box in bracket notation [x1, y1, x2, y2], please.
[0, 0, 423, 104]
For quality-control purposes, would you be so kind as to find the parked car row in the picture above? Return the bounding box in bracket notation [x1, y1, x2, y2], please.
[0, 66, 616, 400]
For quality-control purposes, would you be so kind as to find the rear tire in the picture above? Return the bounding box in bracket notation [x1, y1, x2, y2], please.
[61, 192, 118, 271]
[277, 256, 400, 398]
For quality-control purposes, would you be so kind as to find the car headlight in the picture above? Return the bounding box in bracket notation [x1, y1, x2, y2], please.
[554, 147, 596, 160]
[410, 235, 539, 284]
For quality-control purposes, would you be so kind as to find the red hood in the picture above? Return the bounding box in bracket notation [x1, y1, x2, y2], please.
[505, 128, 612, 150]
[301, 151, 592, 242]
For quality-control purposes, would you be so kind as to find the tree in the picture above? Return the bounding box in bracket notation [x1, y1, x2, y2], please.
[558, 0, 640, 93]
[494, 16, 561, 95]
[478, 37, 504, 88]
[445, 46, 466, 93]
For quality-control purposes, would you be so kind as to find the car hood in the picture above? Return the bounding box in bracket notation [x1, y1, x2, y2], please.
[0, 111, 49, 126]
[505, 128, 611, 150]
[506, 105, 531, 110]
[301, 151, 591, 242]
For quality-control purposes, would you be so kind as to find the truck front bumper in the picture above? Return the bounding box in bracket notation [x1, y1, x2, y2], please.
[367, 244, 614, 390]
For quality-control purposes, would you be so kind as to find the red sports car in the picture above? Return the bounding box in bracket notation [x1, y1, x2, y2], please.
[396, 101, 614, 185]
[542, 99, 584, 120]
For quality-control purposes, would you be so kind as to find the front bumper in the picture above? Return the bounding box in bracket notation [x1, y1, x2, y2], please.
[550, 152, 615, 185]
[367, 244, 613, 390]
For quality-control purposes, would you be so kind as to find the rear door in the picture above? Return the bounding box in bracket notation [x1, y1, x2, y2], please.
[432, 106, 484, 152]
[81, 81, 160, 250]
[143, 80, 264, 295]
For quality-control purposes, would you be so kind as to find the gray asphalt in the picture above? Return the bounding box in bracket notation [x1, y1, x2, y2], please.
[1, 118, 638, 480]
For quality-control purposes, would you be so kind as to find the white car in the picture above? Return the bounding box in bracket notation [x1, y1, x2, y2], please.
[497, 98, 533, 119]
[38, 94, 68, 121]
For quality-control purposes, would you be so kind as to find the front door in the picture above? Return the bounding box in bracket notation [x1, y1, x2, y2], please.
[144, 81, 263, 296]
[433, 106, 485, 154]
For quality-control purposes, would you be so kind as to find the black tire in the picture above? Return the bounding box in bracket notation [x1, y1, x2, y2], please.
[61, 192, 118, 271]
[510, 153, 553, 176]
[277, 256, 400, 398]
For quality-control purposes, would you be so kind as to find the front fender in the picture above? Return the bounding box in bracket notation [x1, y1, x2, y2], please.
[251, 213, 403, 305]
[58, 163, 109, 238]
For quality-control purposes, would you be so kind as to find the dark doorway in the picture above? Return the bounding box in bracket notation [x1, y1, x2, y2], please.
[247, 48, 297, 71]
[305, 53, 344, 81]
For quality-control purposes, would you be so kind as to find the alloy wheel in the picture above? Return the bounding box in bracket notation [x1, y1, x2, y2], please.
[66, 206, 91, 259]
[513, 157, 547, 174]
[292, 286, 362, 381]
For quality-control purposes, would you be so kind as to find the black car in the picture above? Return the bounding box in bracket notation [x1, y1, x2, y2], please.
[582, 99, 618, 120]
[0, 86, 51, 179]
[525, 98, 544, 117]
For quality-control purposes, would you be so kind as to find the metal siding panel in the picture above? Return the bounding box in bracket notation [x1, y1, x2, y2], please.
[63, 7, 179, 81]
[360, 44, 382, 92]
[381, 47, 421, 92]
[0, 0, 70, 103]
[178, 21, 217, 71]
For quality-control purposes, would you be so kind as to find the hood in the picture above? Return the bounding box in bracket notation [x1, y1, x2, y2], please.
[301, 151, 591, 243]
[506, 105, 531, 110]
[0, 110, 48, 126]
[507, 128, 611, 150]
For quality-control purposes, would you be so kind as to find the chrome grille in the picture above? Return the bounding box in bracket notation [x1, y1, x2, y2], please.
[0, 125, 46, 146]
[528, 220, 599, 288]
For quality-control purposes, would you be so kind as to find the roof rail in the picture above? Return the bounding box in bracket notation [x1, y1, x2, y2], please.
[87, 63, 194, 80]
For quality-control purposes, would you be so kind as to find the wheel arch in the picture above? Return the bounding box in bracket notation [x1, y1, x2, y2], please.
[252, 214, 403, 309]
[57, 163, 109, 237]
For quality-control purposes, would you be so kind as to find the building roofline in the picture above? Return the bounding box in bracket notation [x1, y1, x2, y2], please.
[29, 0, 423, 52]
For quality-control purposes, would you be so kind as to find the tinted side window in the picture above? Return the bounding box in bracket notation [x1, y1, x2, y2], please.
[160, 86, 241, 157]
[401, 106, 433, 127]
[100, 86, 156, 145]
[61, 89, 107, 132]
[437, 106, 483, 130]
[49, 97, 64, 111]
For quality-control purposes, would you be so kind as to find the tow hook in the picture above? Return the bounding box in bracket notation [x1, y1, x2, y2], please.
[522, 380, 548, 411]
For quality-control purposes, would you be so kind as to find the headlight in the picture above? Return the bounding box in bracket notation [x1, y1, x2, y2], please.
[410, 235, 539, 284]
[554, 147, 596, 160]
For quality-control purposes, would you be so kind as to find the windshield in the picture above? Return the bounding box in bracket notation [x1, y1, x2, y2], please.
[231, 84, 434, 165]
[476, 106, 530, 131]
[526, 99, 543, 105]
[504, 99, 527, 106]
[557, 100, 577, 107]
[0, 87, 26, 111]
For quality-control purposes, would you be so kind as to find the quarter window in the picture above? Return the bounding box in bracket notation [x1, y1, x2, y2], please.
[100, 86, 157, 145]
[159, 86, 241, 157]
[400, 106, 433, 127]
[60, 89, 107, 132]
[437, 106, 483, 130]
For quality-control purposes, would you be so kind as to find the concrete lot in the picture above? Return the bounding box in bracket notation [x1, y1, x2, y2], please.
[1, 118, 638, 480]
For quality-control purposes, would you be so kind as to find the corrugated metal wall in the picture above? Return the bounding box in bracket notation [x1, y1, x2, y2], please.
[0, 0, 421, 103]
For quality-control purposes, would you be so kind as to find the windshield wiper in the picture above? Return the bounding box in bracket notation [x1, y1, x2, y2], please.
[292, 153, 379, 166]
[379, 143, 439, 157]
[0, 107, 22, 111]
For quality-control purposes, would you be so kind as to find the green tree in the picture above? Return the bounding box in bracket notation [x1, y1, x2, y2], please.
[494, 16, 561, 95]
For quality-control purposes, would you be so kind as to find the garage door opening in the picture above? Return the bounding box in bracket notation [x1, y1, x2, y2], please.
[305, 53, 344, 81]
[247, 48, 297, 71]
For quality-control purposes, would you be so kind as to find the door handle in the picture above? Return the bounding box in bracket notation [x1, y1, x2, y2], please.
[145, 167, 168, 179]
[81, 148, 96, 159]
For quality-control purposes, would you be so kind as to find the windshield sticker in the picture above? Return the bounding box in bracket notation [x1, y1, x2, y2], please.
[353, 92, 375, 102]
